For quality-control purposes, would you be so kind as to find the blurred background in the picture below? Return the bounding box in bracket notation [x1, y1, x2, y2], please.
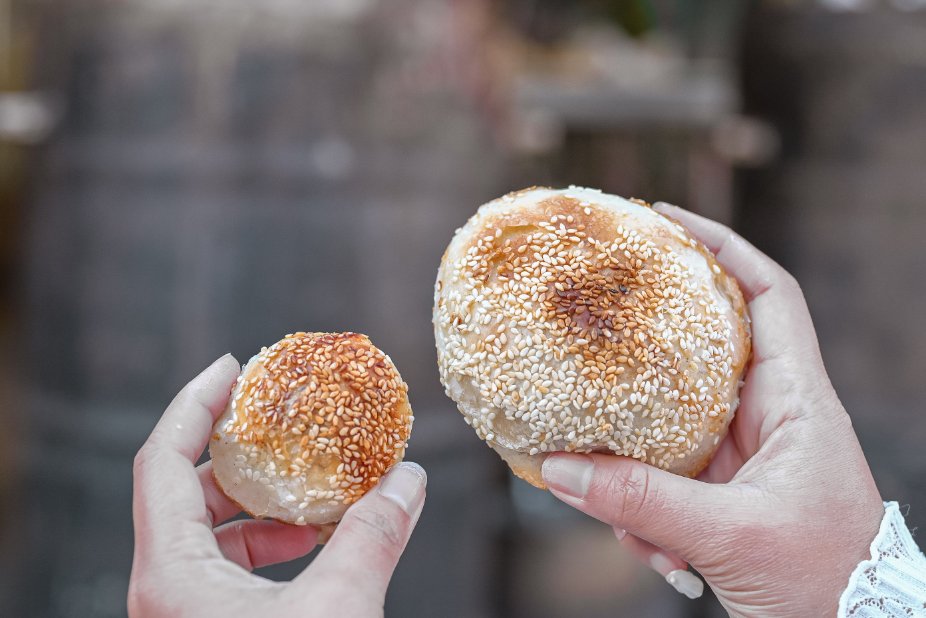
[2, 0, 926, 616]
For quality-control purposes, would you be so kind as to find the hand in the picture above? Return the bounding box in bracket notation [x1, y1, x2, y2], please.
[129, 354, 427, 618]
[541, 204, 884, 617]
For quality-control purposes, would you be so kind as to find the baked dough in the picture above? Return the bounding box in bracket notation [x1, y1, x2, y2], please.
[433, 187, 750, 487]
[210, 332, 413, 524]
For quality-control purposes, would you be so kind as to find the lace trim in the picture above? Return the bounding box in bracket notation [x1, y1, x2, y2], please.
[838, 502, 926, 617]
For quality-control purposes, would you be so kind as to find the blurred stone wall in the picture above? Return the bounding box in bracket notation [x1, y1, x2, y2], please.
[10, 1, 511, 616]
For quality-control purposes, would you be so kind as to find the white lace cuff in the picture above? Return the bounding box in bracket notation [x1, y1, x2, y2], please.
[838, 501, 926, 617]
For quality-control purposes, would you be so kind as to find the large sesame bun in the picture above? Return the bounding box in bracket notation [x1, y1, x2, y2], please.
[433, 187, 750, 488]
[209, 332, 413, 525]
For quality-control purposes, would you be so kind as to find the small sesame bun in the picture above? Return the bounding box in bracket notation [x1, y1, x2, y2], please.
[209, 332, 413, 525]
[433, 187, 750, 487]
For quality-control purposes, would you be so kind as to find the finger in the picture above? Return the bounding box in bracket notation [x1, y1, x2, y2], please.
[298, 462, 427, 602]
[150, 353, 241, 462]
[614, 529, 704, 599]
[616, 529, 686, 574]
[214, 519, 319, 571]
[198, 461, 242, 526]
[542, 453, 749, 559]
[653, 202, 820, 365]
[133, 354, 241, 552]
[652, 202, 780, 302]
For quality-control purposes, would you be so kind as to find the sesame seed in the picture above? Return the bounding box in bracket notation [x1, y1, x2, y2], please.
[221, 332, 413, 515]
[434, 187, 750, 476]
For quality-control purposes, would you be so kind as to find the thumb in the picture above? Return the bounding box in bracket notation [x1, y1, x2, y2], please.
[542, 453, 744, 560]
[298, 462, 426, 602]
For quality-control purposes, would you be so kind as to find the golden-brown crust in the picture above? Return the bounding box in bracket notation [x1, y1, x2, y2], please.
[434, 187, 751, 483]
[210, 332, 413, 525]
[221, 332, 411, 505]
[469, 195, 669, 357]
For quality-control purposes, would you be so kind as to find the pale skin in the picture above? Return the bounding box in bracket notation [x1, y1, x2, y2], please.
[131, 205, 884, 617]
[542, 203, 885, 616]
[129, 354, 427, 618]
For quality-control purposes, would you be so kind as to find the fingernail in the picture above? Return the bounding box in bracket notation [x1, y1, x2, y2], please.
[542, 455, 594, 498]
[378, 462, 427, 514]
[613, 528, 627, 541]
[208, 353, 238, 374]
[649, 551, 677, 576]
[197, 354, 240, 396]
[666, 569, 704, 600]
[652, 201, 677, 213]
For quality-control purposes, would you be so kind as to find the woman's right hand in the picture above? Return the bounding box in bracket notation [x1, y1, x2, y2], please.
[128, 355, 427, 618]
[541, 203, 885, 617]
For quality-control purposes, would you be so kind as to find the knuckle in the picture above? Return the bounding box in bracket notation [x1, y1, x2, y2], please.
[831, 407, 854, 432]
[169, 388, 198, 415]
[776, 355, 837, 415]
[128, 566, 194, 618]
[165, 386, 199, 417]
[776, 268, 803, 296]
[344, 506, 407, 550]
[600, 463, 655, 525]
[126, 582, 141, 617]
[127, 574, 157, 618]
[133, 445, 154, 478]
[133, 439, 168, 479]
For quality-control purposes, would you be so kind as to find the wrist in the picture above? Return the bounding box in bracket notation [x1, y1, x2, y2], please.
[823, 495, 885, 614]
